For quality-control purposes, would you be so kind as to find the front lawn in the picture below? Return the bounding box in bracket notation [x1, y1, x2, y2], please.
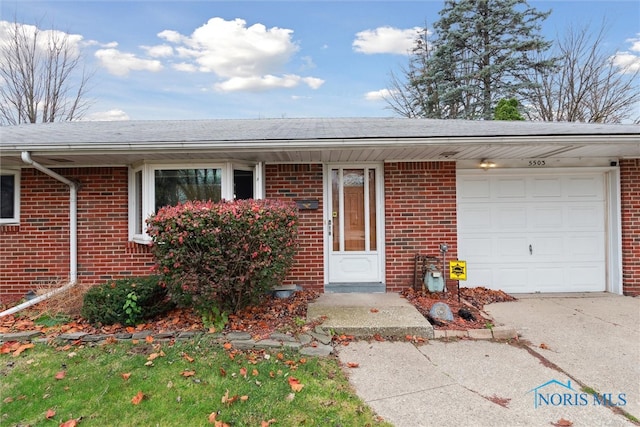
[1, 337, 390, 427]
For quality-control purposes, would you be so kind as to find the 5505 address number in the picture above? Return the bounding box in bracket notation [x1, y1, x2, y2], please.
[528, 160, 546, 166]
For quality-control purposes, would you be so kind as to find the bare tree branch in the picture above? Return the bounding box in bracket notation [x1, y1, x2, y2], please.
[0, 20, 93, 125]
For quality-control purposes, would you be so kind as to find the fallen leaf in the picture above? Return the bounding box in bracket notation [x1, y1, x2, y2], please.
[551, 418, 573, 427]
[240, 367, 247, 378]
[240, 395, 249, 401]
[3, 397, 13, 403]
[288, 377, 304, 392]
[54, 371, 66, 380]
[144, 361, 154, 367]
[131, 391, 145, 405]
[373, 334, 385, 342]
[45, 408, 56, 419]
[219, 367, 227, 377]
[121, 372, 132, 381]
[147, 352, 160, 361]
[223, 342, 232, 350]
[370, 308, 379, 313]
[285, 392, 295, 402]
[261, 419, 277, 426]
[298, 358, 307, 364]
[276, 352, 284, 360]
[12, 342, 34, 357]
[252, 368, 259, 376]
[145, 335, 154, 344]
[182, 352, 195, 363]
[208, 412, 218, 423]
[221, 389, 238, 405]
[181, 370, 196, 377]
[540, 343, 550, 350]
[346, 362, 359, 368]
[59, 419, 78, 427]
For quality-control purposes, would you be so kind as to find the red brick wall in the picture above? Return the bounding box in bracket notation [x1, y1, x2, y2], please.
[265, 164, 324, 292]
[0, 167, 155, 303]
[620, 159, 640, 296]
[384, 162, 458, 293]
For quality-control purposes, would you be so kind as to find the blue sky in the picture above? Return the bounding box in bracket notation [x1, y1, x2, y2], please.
[2, 1, 639, 121]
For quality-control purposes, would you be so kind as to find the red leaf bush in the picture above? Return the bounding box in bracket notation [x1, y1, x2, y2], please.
[147, 199, 298, 315]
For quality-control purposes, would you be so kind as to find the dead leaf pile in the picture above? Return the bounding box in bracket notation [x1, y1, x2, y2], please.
[402, 287, 516, 330]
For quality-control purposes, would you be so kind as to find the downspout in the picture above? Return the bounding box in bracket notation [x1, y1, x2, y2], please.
[0, 152, 78, 317]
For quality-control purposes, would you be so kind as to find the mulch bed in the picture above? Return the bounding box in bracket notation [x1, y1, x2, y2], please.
[401, 287, 517, 330]
[0, 287, 516, 338]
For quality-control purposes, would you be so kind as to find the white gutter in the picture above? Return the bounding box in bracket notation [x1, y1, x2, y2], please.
[0, 152, 78, 317]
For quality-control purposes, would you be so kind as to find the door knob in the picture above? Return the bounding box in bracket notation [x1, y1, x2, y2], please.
[529, 244, 533, 255]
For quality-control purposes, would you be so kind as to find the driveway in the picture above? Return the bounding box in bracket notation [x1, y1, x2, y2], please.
[336, 293, 639, 427]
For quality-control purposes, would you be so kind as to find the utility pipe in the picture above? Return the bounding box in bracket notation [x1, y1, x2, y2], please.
[0, 153, 78, 318]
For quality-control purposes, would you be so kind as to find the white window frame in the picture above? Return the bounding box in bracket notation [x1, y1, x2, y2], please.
[0, 169, 20, 225]
[129, 161, 259, 243]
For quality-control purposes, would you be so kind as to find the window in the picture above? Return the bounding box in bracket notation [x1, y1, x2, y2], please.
[130, 163, 258, 242]
[0, 171, 19, 224]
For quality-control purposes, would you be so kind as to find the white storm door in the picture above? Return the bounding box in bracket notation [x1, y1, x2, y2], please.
[327, 166, 383, 284]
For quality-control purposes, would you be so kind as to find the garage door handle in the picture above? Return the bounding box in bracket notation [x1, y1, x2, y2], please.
[529, 244, 533, 255]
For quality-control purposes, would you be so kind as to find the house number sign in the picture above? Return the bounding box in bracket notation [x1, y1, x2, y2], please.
[528, 160, 546, 167]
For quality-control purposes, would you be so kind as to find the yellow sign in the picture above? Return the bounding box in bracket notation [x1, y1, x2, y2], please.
[449, 260, 467, 281]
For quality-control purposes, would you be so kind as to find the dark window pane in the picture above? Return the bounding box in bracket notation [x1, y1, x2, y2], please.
[0, 175, 15, 219]
[154, 168, 222, 210]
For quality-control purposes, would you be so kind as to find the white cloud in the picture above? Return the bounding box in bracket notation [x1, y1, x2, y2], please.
[158, 17, 322, 92]
[172, 62, 197, 72]
[612, 35, 640, 73]
[365, 88, 396, 101]
[353, 26, 423, 55]
[82, 109, 130, 121]
[95, 48, 163, 76]
[0, 20, 84, 56]
[142, 44, 173, 58]
[214, 74, 324, 92]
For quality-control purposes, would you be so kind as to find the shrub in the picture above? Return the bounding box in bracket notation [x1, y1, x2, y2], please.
[81, 276, 173, 326]
[146, 199, 298, 316]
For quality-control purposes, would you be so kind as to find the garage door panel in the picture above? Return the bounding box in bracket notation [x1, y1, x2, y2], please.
[495, 178, 526, 199]
[531, 206, 563, 228]
[458, 177, 490, 199]
[566, 176, 604, 199]
[496, 237, 529, 257]
[497, 207, 527, 228]
[531, 177, 562, 199]
[566, 234, 605, 258]
[567, 205, 605, 228]
[457, 171, 606, 293]
[458, 206, 491, 229]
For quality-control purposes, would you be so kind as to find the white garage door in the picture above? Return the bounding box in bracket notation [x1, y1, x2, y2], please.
[457, 170, 606, 293]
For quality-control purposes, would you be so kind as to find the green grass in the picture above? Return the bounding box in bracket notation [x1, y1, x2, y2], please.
[1, 337, 391, 427]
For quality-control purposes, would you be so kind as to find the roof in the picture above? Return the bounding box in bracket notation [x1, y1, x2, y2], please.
[1, 117, 638, 167]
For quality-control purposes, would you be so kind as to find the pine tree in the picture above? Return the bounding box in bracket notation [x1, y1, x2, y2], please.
[389, 0, 556, 120]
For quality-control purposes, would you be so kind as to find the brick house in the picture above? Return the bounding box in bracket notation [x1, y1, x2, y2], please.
[1, 118, 639, 303]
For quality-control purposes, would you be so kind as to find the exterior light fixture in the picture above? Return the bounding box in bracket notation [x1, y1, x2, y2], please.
[480, 159, 496, 170]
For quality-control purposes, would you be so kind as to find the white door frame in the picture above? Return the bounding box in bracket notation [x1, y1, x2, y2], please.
[323, 163, 385, 287]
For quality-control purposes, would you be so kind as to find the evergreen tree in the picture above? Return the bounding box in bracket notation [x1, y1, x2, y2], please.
[388, 0, 557, 120]
[494, 98, 524, 120]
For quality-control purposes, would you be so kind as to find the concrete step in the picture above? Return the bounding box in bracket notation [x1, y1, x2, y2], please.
[307, 292, 434, 339]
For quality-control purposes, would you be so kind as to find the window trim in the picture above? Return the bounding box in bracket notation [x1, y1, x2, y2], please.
[0, 169, 20, 225]
[129, 161, 258, 243]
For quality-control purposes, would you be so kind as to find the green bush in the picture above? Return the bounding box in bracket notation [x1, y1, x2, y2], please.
[81, 276, 174, 326]
[146, 199, 298, 316]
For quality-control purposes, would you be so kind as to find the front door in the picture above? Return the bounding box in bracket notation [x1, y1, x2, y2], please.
[326, 165, 384, 287]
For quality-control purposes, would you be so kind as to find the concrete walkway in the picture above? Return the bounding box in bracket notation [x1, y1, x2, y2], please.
[307, 292, 434, 338]
[333, 293, 639, 426]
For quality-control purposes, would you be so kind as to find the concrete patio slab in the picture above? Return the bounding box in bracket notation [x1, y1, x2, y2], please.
[306, 292, 434, 339]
